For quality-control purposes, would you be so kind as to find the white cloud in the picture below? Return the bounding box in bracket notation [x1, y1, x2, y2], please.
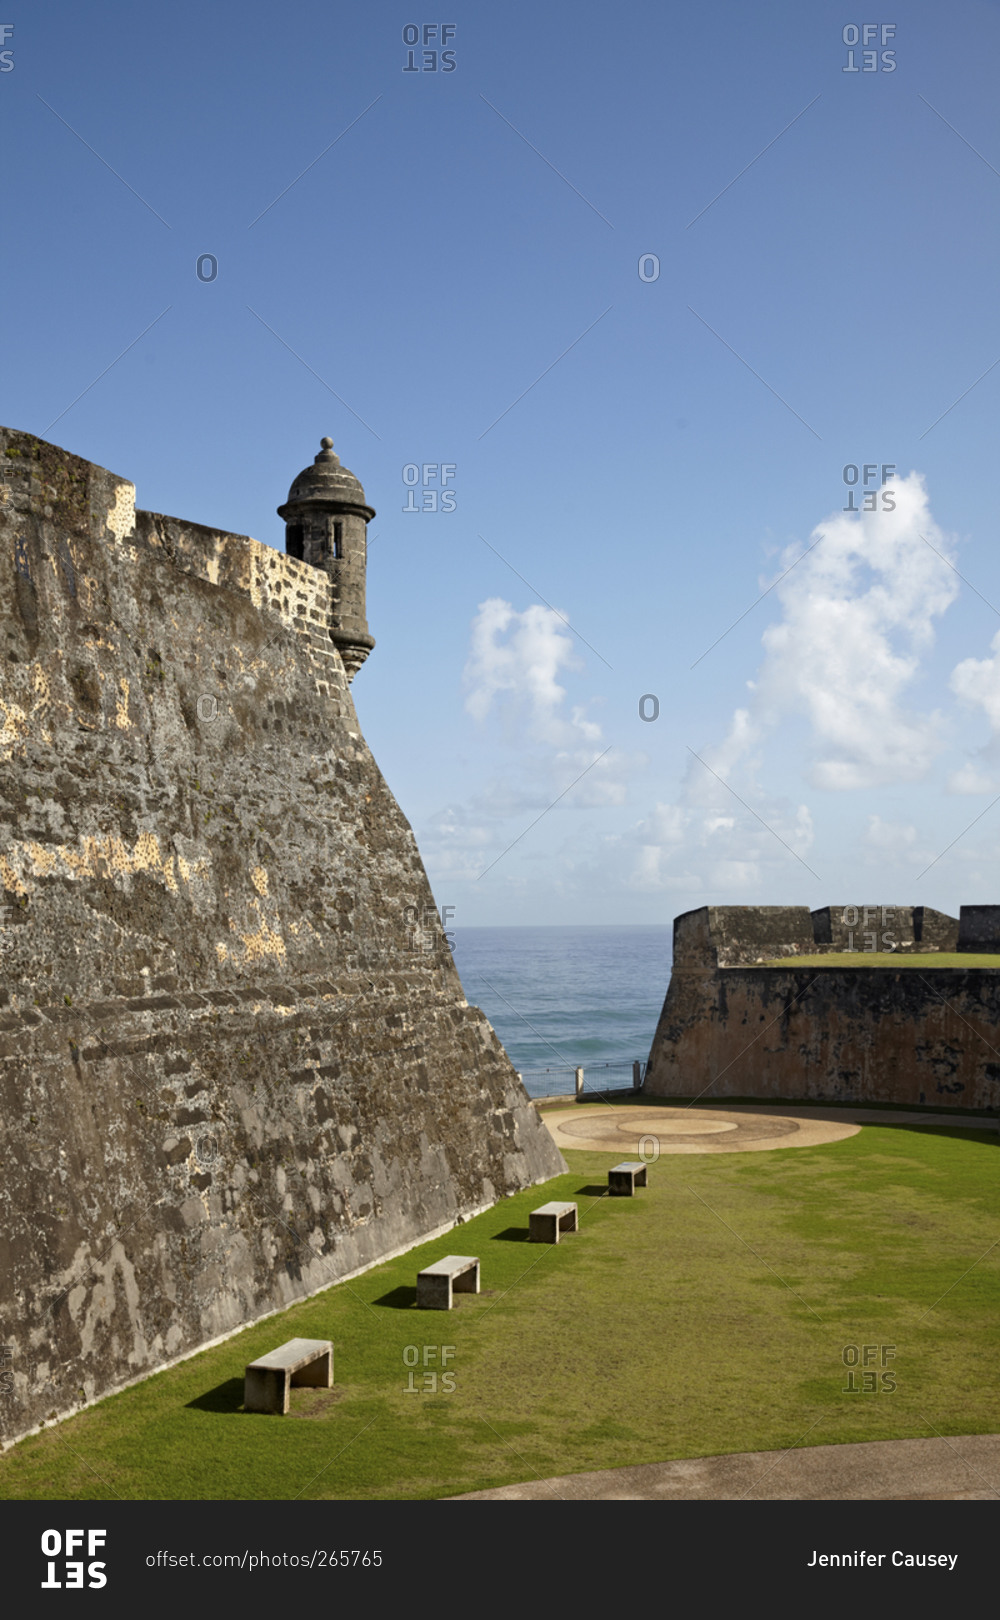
[865, 814, 918, 849]
[624, 475, 959, 895]
[948, 627, 1000, 791]
[462, 597, 631, 803]
[708, 859, 761, 889]
[951, 627, 1000, 730]
[641, 802, 687, 845]
[686, 709, 762, 802]
[416, 599, 637, 894]
[626, 792, 814, 892]
[948, 763, 999, 794]
[429, 477, 970, 910]
[464, 597, 586, 746]
[714, 472, 958, 789]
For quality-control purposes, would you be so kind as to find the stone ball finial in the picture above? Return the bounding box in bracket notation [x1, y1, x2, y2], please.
[320, 437, 334, 450]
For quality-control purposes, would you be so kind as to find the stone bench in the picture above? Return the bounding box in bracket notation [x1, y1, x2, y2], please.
[416, 1255, 480, 1310]
[608, 1161, 648, 1196]
[244, 1338, 333, 1415]
[529, 1200, 579, 1243]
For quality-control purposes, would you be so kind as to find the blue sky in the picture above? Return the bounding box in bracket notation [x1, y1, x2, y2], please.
[6, 0, 1000, 925]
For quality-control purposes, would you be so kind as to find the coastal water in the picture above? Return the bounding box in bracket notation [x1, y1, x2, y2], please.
[450, 925, 673, 1097]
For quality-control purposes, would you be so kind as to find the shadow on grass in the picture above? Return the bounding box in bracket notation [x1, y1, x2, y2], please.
[186, 1377, 245, 1414]
[490, 1227, 530, 1242]
[875, 1122, 999, 1147]
[372, 1285, 417, 1308]
[574, 1185, 611, 1199]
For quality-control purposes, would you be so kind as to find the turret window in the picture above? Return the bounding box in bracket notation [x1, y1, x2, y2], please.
[333, 521, 343, 559]
[286, 523, 304, 561]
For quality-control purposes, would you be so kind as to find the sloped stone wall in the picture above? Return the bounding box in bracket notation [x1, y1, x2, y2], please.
[0, 429, 564, 1444]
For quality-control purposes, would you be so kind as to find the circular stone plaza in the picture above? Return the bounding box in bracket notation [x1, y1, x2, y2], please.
[542, 1102, 862, 1155]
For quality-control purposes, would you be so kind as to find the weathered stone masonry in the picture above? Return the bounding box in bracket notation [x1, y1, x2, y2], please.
[645, 905, 1000, 1110]
[0, 428, 565, 1445]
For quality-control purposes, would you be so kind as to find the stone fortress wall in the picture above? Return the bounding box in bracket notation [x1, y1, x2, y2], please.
[0, 428, 565, 1446]
[645, 904, 1000, 1112]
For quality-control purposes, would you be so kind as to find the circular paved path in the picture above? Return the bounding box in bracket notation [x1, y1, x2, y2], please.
[542, 1102, 860, 1154]
[540, 1100, 999, 1155]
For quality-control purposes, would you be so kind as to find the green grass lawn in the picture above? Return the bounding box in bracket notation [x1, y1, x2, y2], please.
[1, 1121, 997, 1500]
[762, 952, 1000, 968]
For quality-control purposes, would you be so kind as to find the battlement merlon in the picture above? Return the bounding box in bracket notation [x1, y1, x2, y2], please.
[0, 427, 362, 697]
[0, 426, 136, 544]
[671, 903, 976, 968]
[672, 906, 819, 969]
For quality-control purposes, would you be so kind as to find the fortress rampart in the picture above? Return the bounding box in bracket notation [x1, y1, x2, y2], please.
[644, 905, 1000, 1111]
[0, 428, 564, 1445]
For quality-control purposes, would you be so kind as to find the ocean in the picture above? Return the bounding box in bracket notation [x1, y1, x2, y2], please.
[449, 925, 673, 1098]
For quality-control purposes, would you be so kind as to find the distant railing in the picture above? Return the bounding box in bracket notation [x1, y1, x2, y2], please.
[516, 1060, 647, 1099]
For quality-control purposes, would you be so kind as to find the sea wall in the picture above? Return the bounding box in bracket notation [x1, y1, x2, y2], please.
[645, 905, 1000, 1111]
[0, 428, 565, 1445]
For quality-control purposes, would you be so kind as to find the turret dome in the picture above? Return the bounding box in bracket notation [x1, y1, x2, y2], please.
[280, 438, 373, 519]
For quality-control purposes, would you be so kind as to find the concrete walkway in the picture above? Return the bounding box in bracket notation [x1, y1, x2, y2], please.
[449, 1433, 1000, 1500]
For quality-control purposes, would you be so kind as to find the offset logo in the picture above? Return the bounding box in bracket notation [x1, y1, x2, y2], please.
[843, 462, 896, 512]
[842, 24, 896, 71]
[41, 1529, 108, 1589]
[405, 903, 455, 953]
[402, 24, 457, 72]
[402, 463, 457, 512]
[403, 1344, 456, 1392]
[842, 1344, 897, 1393]
[841, 905, 896, 952]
